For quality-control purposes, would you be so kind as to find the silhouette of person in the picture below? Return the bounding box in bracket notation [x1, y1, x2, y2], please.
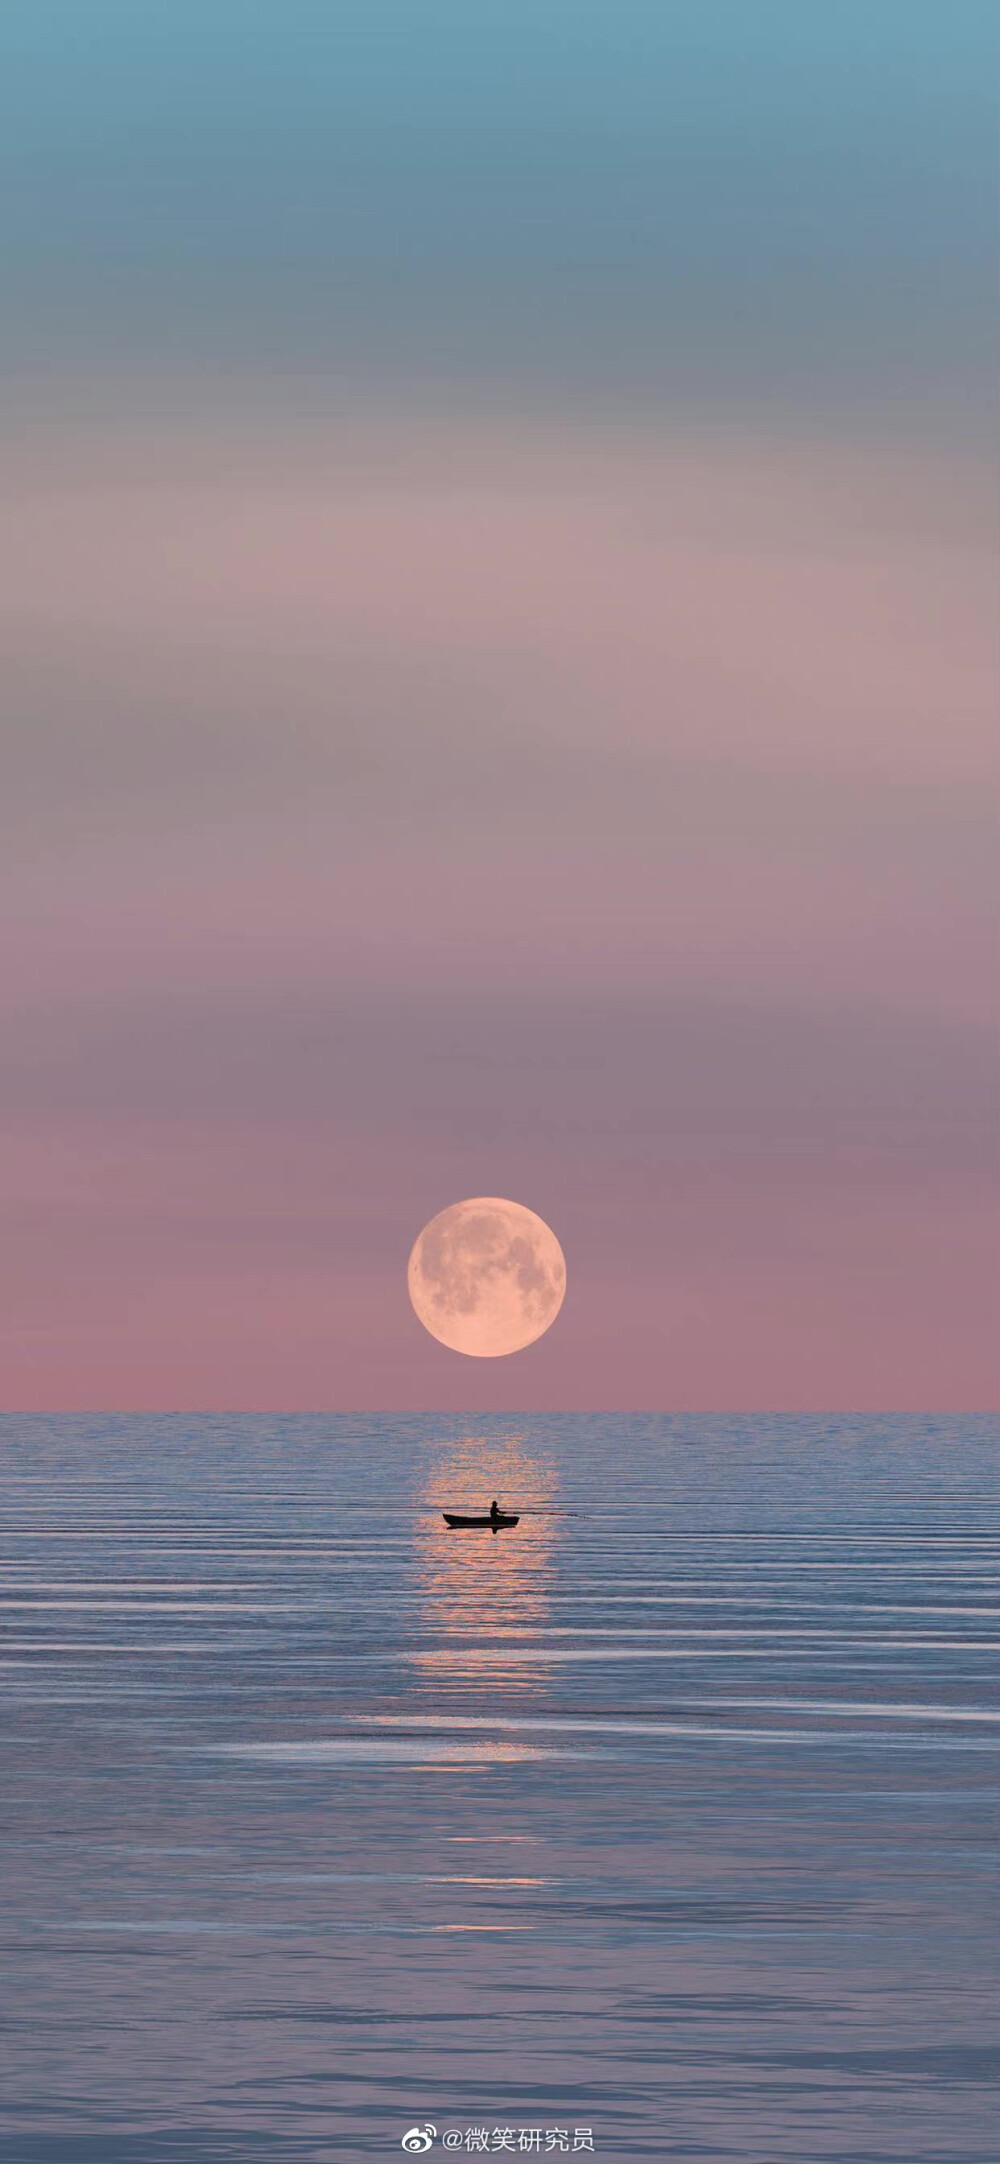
[490, 1498, 500, 1522]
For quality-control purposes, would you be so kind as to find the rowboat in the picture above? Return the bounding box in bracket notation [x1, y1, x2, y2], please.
[442, 1511, 519, 1529]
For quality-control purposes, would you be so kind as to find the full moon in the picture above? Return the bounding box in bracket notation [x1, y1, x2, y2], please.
[407, 1197, 567, 1358]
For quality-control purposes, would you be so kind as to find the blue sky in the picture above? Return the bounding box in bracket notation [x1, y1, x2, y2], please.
[3, 0, 995, 428]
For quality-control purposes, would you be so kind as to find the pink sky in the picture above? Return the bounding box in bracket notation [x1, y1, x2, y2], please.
[1, 410, 996, 1407]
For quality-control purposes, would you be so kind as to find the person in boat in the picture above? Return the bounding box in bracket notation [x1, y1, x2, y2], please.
[490, 1498, 501, 1521]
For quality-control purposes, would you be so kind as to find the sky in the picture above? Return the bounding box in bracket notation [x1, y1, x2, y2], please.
[1, 2, 996, 1409]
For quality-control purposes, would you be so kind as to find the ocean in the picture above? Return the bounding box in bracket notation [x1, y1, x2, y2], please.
[1, 1413, 997, 2163]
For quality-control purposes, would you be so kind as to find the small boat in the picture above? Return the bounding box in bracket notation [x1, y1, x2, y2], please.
[442, 1511, 519, 1529]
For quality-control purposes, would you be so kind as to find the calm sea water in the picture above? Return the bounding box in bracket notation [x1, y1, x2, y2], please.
[1, 1413, 997, 2164]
